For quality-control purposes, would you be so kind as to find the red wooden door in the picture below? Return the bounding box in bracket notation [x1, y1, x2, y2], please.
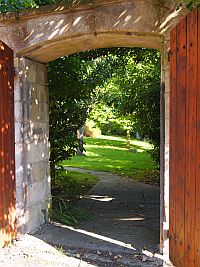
[0, 41, 16, 247]
[169, 10, 200, 267]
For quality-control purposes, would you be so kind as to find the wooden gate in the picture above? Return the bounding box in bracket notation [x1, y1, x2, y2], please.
[170, 10, 200, 267]
[0, 41, 16, 247]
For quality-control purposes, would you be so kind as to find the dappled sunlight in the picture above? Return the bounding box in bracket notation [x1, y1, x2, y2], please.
[9, 0, 169, 62]
[159, 6, 186, 34]
[53, 222, 137, 251]
[86, 144, 131, 151]
[85, 151, 103, 157]
[64, 135, 156, 181]
[87, 135, 153, 151]
[83, 195, 115, 202]
[116, 217, 145, 221]
[142, 249, 163, 261]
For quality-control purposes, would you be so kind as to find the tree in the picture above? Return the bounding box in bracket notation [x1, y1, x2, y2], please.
[86, 48, 161, 165]
[48, 53, 115, 180]
[0, 0, 36, 12]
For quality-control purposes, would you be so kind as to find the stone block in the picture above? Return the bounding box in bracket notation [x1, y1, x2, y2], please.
[14, 76, 22, 102]
[26, 140, 49, 164]
[164, 68, 170, 94]
[15, 143, 23, 165]
[165, 92, 170, 119]
[29, 83, 39, 103]
[30, 161, 49, 183]
[165, 118, 169, 145]
[27, 121, 47, 142]
[36, 63, 48, 85]
[14, 100, 23, 123]
[165, 143, 169, 180]
[24, 203, 45, 233]
[15, 142, 24, 188]
[16, 203, 25, 218]
[29, 101, 47, 123]
[16, 186, 25, 208]
[16, 215, 26, 234]
[16, 167, 24, 187]
[15, 122, 23, 144]
[29, 101, 40, 122]
[37, 84, 49, 104]
[26, 179, 50, 208]
[26, 63, 37, 83]
[41, 197, 52, 222]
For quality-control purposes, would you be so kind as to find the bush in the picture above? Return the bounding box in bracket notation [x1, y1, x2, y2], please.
[88, 103, 133, 136]
[83, 119, 101, 137]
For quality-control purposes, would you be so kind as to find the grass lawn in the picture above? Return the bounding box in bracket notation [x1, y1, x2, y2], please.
[52, 170, 98, 225]
[63, 135, 159, 185]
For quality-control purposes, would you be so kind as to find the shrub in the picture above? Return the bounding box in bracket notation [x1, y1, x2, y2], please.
[83, 119, 101, 137]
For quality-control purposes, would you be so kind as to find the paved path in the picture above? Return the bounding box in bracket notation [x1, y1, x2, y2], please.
[35, 168, 163, 266]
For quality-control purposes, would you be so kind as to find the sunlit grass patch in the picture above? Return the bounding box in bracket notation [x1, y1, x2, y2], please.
[63, 135, 159, 184]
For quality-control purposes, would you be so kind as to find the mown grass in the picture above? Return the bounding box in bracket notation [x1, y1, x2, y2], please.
[63, 135, 159, 185]
[52, 170, 98, 225]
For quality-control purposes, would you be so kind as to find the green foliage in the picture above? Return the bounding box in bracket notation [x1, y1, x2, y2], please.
[175, 0, 200, 10]
[0, 0, 37, 12]
[119, 50, 161, 165]
[89, 103, 132, 136]
[52, 170, 97, 224]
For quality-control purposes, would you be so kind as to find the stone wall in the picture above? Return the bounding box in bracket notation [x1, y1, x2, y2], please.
[161, 37, 171, 265]
[14, 57, 51, 233]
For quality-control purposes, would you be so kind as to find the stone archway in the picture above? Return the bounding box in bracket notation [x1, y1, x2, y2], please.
[0, 0, 189, 264]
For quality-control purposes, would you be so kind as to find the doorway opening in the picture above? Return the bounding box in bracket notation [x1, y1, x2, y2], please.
[40, 46, 163, 266]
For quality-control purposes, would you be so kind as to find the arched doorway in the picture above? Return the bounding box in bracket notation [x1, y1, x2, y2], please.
[0, 1, 191, 265]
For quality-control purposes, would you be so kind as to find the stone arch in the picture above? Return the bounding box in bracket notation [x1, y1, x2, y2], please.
[0, 0, 187, 62]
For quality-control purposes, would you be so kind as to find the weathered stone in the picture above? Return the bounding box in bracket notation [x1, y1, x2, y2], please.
[16, 186, 25, 222]
[26, 179, 49, 208]
[24, 203, 45, 233]
[165, 92, 170, 120]
[14, 57, 50, 235]
[36, 64, 48, 85]
[14, 100, 23, 123]
[30, 161, 49, 183]
[26, 140, 49, 164]
[15, 122, 22, 144]
[0, 1, 188, 63]
[165, 118, 169, 145]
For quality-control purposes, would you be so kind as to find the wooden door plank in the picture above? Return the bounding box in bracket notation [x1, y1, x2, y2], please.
[195, 12, 200, 264]
[2, 42, 11, 244]
[185, 10, 198, 267]
[175, 16, 187, 267]
[169, 26, 177, 265]
[0, 42, 7, 246]
[0, 41, 15, 247]
[0, 42, 5, 248]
